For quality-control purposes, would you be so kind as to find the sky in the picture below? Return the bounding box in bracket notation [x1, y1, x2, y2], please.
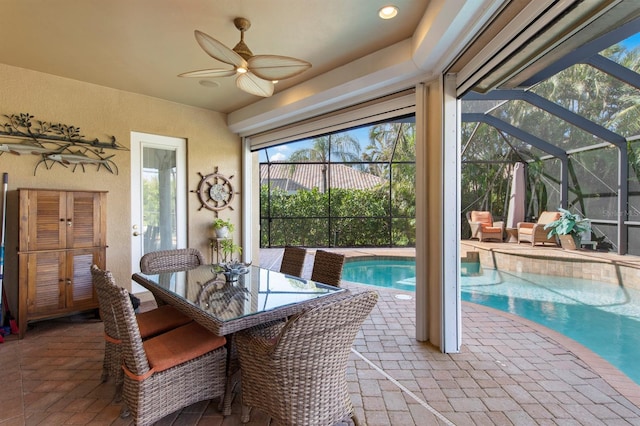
[620, 33, 640, 49]
[259, 126, 370, 162]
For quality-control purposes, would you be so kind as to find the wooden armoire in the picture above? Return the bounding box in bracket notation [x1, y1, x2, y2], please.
[5, 189, 107, 338]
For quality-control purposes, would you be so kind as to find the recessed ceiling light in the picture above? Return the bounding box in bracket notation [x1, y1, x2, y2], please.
[199, 80, 220, 88]
[379, 5, 398, 19]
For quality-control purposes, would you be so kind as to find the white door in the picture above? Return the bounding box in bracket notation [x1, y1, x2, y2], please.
[131, 132, 187, 280]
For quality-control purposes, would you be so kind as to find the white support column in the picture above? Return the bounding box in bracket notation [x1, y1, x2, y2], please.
[415, 83, 429, 342]
[241, 137, 253, 264]
[415, 75, 462, 352]
[441, 74, 461, 353]
[425, 79, 443, 348]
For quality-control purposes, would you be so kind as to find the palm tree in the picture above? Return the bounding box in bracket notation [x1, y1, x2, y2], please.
[363, 122, 417, 244]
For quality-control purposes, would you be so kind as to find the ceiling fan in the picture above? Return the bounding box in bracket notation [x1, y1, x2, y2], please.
[179, 17, 312, 97]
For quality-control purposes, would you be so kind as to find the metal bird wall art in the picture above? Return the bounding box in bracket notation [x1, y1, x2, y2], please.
[0, 112, 125, 175]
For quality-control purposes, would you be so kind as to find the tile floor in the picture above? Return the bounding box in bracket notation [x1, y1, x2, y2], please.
[1, 248, 639, 425]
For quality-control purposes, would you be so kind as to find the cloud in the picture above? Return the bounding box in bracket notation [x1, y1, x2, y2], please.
[270, 152, 287, 161]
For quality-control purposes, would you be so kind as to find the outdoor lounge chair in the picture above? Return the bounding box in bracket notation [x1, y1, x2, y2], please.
[466, 211, 504, 242]
[517, 211, 561, 246]
[235, 290, 378, 426]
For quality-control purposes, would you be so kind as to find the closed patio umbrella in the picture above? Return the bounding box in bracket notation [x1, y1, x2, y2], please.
[506, 162, 525, 237]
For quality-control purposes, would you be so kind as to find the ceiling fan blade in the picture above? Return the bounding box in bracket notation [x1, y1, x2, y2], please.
[178, 68, 237, 78]
[236, 73, 274, 97]
[194, 30, 247, 69]
[248, 55, 312, 81]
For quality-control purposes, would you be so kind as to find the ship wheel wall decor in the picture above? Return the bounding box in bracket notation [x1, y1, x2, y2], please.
[192, 167, 238, 214]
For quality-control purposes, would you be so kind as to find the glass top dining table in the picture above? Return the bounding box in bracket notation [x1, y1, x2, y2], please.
[132, 265, 347, 336]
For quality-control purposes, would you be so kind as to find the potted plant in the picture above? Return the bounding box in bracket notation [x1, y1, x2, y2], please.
[212, 217, 234, 238]
[219, 238, 242, 262]
[543, 207, 589, 250]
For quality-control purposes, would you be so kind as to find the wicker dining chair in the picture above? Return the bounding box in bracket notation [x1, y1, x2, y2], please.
[236, 290, 378, 426]
[310, 250, 345, 286]
[102, 269, 227, 426]
[139, 248, 205, 274]
[279, 246, 307, 277]
[91, 265, 192, 401]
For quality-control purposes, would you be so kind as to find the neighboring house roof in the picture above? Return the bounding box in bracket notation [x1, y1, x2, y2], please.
[260, 163, 385, 191]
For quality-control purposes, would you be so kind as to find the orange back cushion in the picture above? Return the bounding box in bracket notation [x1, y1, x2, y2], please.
[538, 211, 561, 224]
[471, 211, 493, 226]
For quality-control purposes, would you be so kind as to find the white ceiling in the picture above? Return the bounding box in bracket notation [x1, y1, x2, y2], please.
[1, 0, 435, 114]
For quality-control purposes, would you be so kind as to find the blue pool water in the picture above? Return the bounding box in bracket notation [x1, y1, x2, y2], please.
[342, 258, 417, 291]
[342, 258, 640, 385]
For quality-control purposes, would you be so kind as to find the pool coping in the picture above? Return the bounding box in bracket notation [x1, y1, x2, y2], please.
[344, 255, 415, 262]
[465, 301, 640, 409]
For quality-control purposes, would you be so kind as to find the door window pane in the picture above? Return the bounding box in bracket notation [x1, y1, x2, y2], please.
[143, 147, 177, 253]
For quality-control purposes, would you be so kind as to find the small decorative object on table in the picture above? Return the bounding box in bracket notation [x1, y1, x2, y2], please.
[215, 260, 251, 283]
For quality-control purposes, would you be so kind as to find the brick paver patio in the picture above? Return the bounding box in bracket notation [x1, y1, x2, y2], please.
[0, 248, 638, 425]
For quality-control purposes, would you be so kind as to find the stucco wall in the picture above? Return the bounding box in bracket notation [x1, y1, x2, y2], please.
[0, 63, 241, 307]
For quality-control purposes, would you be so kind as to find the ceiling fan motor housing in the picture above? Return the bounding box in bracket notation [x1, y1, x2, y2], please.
[232, 18, 253, 60]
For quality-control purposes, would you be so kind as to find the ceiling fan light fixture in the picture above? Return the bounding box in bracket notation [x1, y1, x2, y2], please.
[379, 5, 398, 19]
[237, 67, 248, 74]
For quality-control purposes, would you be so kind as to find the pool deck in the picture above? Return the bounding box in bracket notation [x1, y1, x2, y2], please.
[260, 246, 640, 423]
[1, 246, 638, 425]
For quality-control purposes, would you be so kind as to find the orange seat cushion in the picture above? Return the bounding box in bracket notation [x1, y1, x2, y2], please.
[143, 322, 226, 373]
[480, 225, 502, 233]
[518, 227, 533, 235]
[137, 305, 192, 339]
[471, 211, 493, 225]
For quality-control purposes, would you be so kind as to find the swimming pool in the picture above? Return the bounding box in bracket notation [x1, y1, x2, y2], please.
[342, 258, 416, 291]
[342, 258, 640, 385]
